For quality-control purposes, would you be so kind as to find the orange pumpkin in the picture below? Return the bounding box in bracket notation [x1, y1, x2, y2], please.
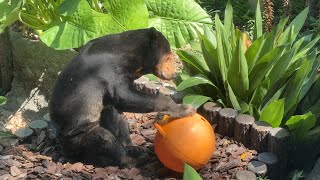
[154, 113, 215, 173]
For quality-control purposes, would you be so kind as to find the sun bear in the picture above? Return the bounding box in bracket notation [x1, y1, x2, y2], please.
[49, 28, 195, 168]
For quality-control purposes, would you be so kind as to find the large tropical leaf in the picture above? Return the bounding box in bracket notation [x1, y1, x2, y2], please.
[177, 76, 214, 91]
[147, 0, 212, 48]
[0, 96, 6, 106]
[285, 112, 316, 142]
[245, 34, 265, 71]
[281, 56, 314, 116]
[182, 94, 211, 109]
[249, 45, 286, 93]
[250, 78, 270, 107]
[253, 0, 262, 40]
[214, 14, 228, 83]
[267, 49, 295, 87]
[298, 78, 320, 115]
[223, 1, 233, 37]
[260, 99, 284, 128]
[227, 29, 249, 99]
[40, 0, 148, 49]
[176, 50, 210, 77]
[0, 0, 23, 33]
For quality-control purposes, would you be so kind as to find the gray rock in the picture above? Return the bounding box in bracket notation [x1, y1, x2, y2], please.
[236, 170, 256, 180]
[0, 31, 77, 130]
[14, 127, 33, 140]
[247, 160, 267, 176]
[29, 120, 48, 130]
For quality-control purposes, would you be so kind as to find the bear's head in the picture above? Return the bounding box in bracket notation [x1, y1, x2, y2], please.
[139, 28, 175, 80]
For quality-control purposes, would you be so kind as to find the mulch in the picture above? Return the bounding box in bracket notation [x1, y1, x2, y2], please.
[0, 112, 257, 180]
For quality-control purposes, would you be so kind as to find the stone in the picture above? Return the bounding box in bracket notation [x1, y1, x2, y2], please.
[14, 127, 33, 140]
[247, 161, 267, 176]
[236, 170, 256, 180]
[29, 120, 48, 130]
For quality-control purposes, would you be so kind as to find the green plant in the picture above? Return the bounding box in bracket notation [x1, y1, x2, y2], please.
[291, 170, 304, 180]
[176, 1, 320, 128]
[0, 0, 212, 49]
[176, 1, 320, 170]
[0, 130, 15, 139]
[183, 163, 202, 180]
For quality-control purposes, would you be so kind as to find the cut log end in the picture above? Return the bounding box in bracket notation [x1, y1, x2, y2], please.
[235, 114, 255, 125]
[250, 121, 272, 152]
[252, 121, 272, 132]
[269, 127, 289, 139]
[234, 114, 255, 146]
[219, 108, 238, 118]
[217, 108, 238, 137]
[201, 102, 222, 125]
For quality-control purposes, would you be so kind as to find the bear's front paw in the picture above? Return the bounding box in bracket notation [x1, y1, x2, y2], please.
[168, 104, 196, 118]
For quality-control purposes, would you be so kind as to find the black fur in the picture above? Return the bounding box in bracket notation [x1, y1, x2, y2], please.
[49, 28, 195, 168]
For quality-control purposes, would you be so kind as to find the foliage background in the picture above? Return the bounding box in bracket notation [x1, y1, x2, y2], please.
[196, 0, 320, 35]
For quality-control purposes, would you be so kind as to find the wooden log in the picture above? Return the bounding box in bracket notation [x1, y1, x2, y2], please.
[159, 86, 175, 97]
[217, 108, 238, 137]
[236, 170, 256, 180]
[268, 127, 289, 157]
[133, 76, 149, 91]
[234, 114, 255, 147]
[268, 127, 289, 177]
[250, 121, 272, 152]
[201, 102, 221, 125]
[143, 81, 162, 95]
[247, 160, 267, 177]
[258, 152, 280, 180]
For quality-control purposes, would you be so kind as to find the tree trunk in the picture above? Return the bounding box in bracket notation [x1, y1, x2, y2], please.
[0, 27, 14, 93]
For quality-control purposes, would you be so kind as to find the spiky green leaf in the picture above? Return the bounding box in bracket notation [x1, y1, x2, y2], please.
[182, 94, 211, 109]
[260, 99, 284, 127]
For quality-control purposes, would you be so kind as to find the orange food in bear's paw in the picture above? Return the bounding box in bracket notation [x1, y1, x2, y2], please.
[154, 113, 215, 173]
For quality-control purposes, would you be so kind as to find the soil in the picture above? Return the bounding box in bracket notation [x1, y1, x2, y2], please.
[0, 112, 257, 180]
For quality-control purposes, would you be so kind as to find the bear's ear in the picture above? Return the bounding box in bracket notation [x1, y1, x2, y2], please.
[149, 27, 161, 40]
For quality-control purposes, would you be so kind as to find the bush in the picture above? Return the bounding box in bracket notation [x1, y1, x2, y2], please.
[176, 1, 320, 169]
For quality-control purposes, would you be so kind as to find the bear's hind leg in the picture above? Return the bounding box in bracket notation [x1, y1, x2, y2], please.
[80, 125, 145, 168]
[100, 105, 150, 158]
[100, 105, 132, 146]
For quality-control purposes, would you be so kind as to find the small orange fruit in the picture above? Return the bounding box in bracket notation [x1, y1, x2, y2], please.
[154, 113, 215, 173]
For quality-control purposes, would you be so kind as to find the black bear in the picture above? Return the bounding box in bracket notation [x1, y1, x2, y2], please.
[49, 28, 195, 168]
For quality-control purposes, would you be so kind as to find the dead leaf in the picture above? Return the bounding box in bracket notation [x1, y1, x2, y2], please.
[36, 131, 46, 145]
[10, 166, 21, 176]
[71, 162, 83, 172]
[130, 133, 146, 146]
